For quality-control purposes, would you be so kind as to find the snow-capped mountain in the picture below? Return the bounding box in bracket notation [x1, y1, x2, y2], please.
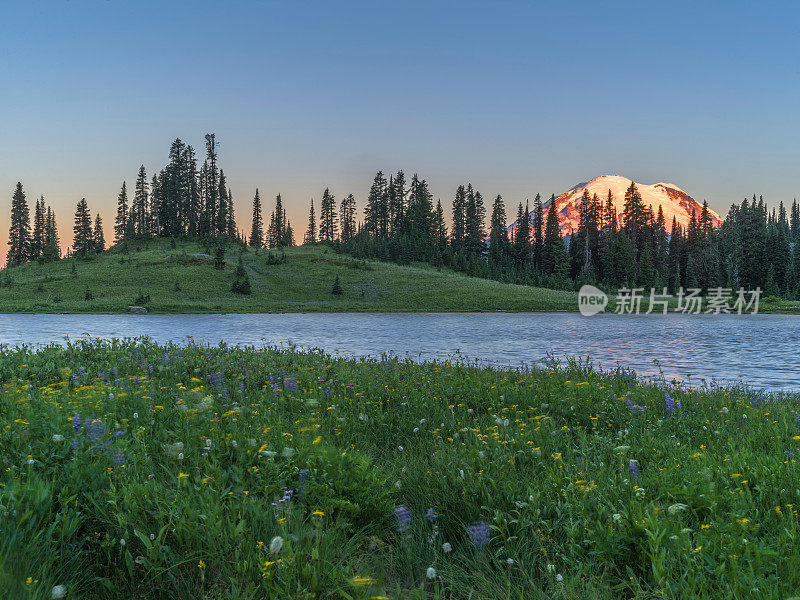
[509, 175, 721, 237]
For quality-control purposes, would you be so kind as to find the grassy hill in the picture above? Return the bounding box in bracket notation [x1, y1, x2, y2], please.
[0, 240, 577, 313]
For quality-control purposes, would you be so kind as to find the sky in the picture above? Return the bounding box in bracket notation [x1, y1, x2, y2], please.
[2, 0, 800, 256]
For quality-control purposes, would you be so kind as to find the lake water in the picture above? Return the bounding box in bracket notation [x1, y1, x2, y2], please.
[0, 312, 797, 393]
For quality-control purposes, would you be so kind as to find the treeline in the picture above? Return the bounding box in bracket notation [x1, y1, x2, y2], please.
[308, 173, 800, 299]
[6, 183, 62, 266]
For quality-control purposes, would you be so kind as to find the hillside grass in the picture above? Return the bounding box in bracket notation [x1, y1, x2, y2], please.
[0, 240, 576, 313]
[3, 339, 800, 599]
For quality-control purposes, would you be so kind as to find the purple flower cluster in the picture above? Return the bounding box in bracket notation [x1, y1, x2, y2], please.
[628, 460, 640, 478]
[664, 392, 681, 416]
[426, 508, 438, 521]
[86, 420, 106, 443]
[394, 505, 411, 532]
[72, 414, 82, 434]
[271, 488, 293, 507]
[466, 520, 491, 547]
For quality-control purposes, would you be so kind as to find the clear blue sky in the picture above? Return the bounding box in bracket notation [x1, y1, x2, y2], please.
[2, 0, 799, 251]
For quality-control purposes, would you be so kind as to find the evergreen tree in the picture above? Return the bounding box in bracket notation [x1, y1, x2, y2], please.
[488, 194, 509, 271]
[7, 182, 31, 266]
[364, 172, 388, 238]
[433, 199, 448, 252]
[30, 196, 45, 261]
[204, 134, 219, 237]
[304, 198, 317, 245]
[451, 185, 467, 254]
[216, 170, 229, 237]
[114, 182, 128, 243]
[43, 206, 60, 262]
[72, 198, 94, 257]
[249, 189, 264, 247]
[132, 165, 149, 237]
[542, 197, 569, 281]
[464, 185, 486, 258]
[533, 195, 545, 269]
[388, 171, 406, 235]
[93, 214, 105, 253]
[340, 193, 357, 243]
[319, 188, 337, 243]
[511, 202, 528, 268]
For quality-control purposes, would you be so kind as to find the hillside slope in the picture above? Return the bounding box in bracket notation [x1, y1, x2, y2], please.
[0, 241, 576, 313]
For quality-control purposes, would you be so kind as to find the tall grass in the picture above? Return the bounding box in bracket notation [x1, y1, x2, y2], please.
[2, 339, 799, 598]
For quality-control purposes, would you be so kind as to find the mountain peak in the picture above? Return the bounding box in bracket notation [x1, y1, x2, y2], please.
[510, 175, 720, 236]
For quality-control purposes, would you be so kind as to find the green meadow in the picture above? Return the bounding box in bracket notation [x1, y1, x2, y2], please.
[2, 339, 800, 598]
[0, 241, 576, 314]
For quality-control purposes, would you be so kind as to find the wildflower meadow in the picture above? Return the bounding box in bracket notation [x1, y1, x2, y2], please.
[2, 339, 800, 599]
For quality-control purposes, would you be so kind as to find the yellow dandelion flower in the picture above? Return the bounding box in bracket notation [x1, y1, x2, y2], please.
[312, 510, 325, 517]
[178, 472, 189, 479]
[350, 576, 378, 586]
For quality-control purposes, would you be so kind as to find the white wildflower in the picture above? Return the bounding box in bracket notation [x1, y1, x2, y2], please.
[668, 503, 689, 515]
[281, 447, 295, 458]
[612, 513, 622, 522]
[398, 446, 403, 452]
[722, 406, 729, 413]
[426, 567, 436, 580]
[394, 480, 402, 489]
[506, 558, 514, 565]
[269, 535, 284, 554]
[442, 542, 452, 553]
[177, 452, 183, 461]
[556, 574, 563, 583]
[133, 412, 138, 419]
[261, 450, 277, 458]
[51, 585, 67, 599]
[413, 428, 419, 433]
[120, 538, 126, 546]
[52, 434, 65, 443]
[546, 563, 555, 572]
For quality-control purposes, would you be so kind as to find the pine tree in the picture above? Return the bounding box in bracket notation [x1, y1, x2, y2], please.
[488, 194, 509, 271]
[249, 189, 264, 247]
[533, 194, 545, 269]
[389, 171, 406, 235]
[93, 214, 105, 253]
[7, 182, 31, 266]
[72, 198, 94, 257]
[364, 172, 387, 239]
[513, 201, 531, 269]
[451, 185, 467, 254]
[340, 193, 357, 243]
[43, 206, 60, 262]
[226, 188, 236, 238]
[464, 185, 485, 258]
[114, 182, 128, 243]
[216, 170, 229, 237]
[319, 188, 337, 243]
[433, 199, 448, 252]
[542, 197, 569, 281]
[30, 196, 45, 261]
[268, 194, 286, 248]
[132, 165, 149, 237]
[204, 134, 219, 237]
[304, 198, 317, 245]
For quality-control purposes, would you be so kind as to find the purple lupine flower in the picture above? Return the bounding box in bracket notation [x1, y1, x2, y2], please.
[426, 508, 438, 521]
[629, 460, 640, 478]
[665, 392, 680, 416]
[394, 506, 411, 532]
[113, 450, 125, 466]
[86, 420, 105, 443]
[466, 520, 491, 547]
[72, 414, 82, 434]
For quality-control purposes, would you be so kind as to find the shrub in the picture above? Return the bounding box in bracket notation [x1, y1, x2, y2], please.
[214, 245, 226, 270]
[331, 275, 343, 296]
[134, 292, 150, 305]
[84, 287, 94, 301]
[231, 257, 251, 295]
